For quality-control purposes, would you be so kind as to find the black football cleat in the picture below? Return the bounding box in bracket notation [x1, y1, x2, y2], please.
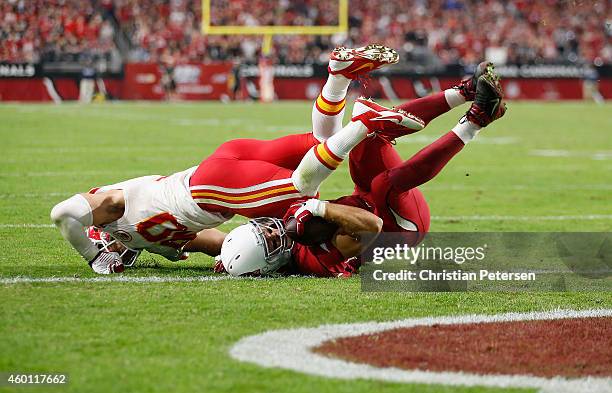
[455, 61, 494, 101]
[465, 71, 507, 127]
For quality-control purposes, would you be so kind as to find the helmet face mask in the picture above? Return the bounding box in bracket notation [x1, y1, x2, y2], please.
[250, 217, 291, 264]
[220, 217, 292, 276]
[86, 227, 141, 267]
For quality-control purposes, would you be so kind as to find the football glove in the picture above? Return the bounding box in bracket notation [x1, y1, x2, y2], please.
[89, 251, 125, 274]
[293, 199, 328, 236]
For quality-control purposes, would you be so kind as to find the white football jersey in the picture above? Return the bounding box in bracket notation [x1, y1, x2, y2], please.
[92, 167, 232, 260]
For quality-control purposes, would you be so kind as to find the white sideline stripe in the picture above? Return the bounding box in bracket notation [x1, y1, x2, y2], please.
[0, 218, 248, 229]
[0, 224, 56, 228]
[190, 178, 294, 192]
[0, 170, 160, 177]
[0, 192, 74, 199]
[0, 275, 235, 284]
[531, 149, 612, 160]
[1, 214, 610, 230]
[432, 214, 612, 221]
[230, 309, 612, 393]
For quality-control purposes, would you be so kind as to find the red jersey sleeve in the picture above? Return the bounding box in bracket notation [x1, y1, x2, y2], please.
[289, 242, 360, 277]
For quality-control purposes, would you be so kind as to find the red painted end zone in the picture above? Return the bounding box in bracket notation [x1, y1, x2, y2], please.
[315, 317, 612, 379]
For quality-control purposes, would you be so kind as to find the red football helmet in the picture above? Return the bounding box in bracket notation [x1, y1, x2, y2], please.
[86, 227, 141, 267]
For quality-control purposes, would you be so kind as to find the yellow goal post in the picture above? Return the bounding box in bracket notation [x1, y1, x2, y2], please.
[201, 0, 349, 54]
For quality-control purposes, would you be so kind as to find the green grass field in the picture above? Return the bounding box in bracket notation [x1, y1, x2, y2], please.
[1, 101, 611, 393]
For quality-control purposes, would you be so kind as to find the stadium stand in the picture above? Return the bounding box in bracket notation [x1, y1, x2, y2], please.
[0, 0, 118, 64]
[1, 0, 610, 66]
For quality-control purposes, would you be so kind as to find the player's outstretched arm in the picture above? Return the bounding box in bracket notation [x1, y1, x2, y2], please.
[322, 202, 383, 258]
[50, 191, 125, 273]
[183, 228, 227, 257]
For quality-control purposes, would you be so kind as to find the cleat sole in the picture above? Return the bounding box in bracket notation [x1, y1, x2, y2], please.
[331, 44, 399, 64]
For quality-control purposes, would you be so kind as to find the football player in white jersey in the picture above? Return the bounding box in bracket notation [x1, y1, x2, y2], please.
[51, 45, 419, 274]
[50, 169, 229, 274]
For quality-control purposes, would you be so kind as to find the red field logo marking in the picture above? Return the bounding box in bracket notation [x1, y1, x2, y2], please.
[315, 317, 611, 379]
[230, 309, 612, 392]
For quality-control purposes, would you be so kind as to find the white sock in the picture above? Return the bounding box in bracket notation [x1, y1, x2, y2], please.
[312, 74, 351, 141]
[322, 74, 351, 102]
[325, 121, 368, 159]
[444, 88, 467, 108]
[292, 121, 367, 195]
[451, 118, 481, 144]
[291, 148, 333, 196]
[312, 105, 345, 142]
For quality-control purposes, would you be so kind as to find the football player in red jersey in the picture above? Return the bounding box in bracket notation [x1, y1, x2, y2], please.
[217, 63, 507, 277]
[51, 45, 418, 274]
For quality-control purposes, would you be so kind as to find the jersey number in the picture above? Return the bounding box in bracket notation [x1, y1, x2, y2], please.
[136, 212, 196, 249]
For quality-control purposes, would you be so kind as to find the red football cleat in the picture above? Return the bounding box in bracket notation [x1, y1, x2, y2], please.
[351, 97, 425, 138]
[328, 44, 399, 80]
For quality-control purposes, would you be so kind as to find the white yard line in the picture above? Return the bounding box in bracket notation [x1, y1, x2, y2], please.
[0, 224, 56, 228]
[230, 309, 612, 393]
[432, 214, 612, 221]
[0, 275, 235, 284]
[531, 149, 612, 160]
[0, 170, 162, 177]
[0, 192, 74, 199]
[0, 218, 247, 229]
[1, 214, 609, 230]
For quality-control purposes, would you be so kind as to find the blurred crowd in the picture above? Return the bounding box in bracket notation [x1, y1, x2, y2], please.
[1, 0, 611, 67]
[0, 0, 117, 63]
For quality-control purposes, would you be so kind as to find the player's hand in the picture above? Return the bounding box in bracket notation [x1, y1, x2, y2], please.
[293, 199, 328, 236]
[89, 251, 125, 274]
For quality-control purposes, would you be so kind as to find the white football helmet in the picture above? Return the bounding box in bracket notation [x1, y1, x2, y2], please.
[86, 227, 141, 267]
[220, 217, 292, 276]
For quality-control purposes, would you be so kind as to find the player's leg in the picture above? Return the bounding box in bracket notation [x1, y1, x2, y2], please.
[377, 71, 507, 194]
[292, 94, 425, 196]
[312, 45, 399, 141]
[208, 133, 318, 170]
[190, 93, 430, 218]
[348, 137, 403, 193]
[347, 63, 504, 193]
[190, 157, 304, 218]
[393, 62, 494, 127]
[367, 62, 496, 143]
[364, 70, 507, 245]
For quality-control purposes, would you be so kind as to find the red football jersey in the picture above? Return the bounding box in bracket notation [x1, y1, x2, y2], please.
[283, 195, 370, 277]
[289, 241, 359, 277]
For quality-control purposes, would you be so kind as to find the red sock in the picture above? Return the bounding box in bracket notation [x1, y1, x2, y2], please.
[388, 131, 465, 192]
[394, 92, 451, 125]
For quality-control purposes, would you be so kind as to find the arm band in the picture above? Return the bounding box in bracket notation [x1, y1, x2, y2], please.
[50, 194, 99, 261]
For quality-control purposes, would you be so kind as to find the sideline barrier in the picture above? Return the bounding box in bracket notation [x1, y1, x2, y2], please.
[1, 62, 610, 101]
